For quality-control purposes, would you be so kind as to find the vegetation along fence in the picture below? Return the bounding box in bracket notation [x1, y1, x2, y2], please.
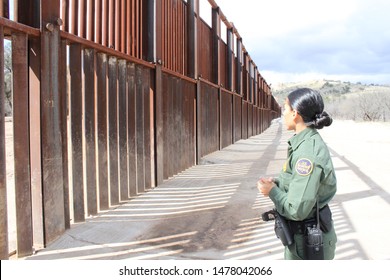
[0, 0, 281, 259]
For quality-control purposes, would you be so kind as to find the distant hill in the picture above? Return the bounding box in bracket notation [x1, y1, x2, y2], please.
[272, 80, 390, 121]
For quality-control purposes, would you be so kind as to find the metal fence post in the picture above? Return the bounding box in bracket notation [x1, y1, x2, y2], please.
[0, 25, 8, 260]
[40, 0, 66, 245]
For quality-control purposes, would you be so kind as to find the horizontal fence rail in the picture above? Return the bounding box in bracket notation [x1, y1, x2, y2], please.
[0, 0, 281, 259]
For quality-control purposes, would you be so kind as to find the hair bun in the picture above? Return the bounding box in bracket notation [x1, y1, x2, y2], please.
[314, 111, 333, 129]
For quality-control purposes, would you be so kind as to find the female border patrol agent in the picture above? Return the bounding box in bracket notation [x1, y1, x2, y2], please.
[257, 88, 337, 260]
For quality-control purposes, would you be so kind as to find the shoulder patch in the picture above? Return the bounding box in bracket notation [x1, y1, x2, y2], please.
[295, 158, 313, 176]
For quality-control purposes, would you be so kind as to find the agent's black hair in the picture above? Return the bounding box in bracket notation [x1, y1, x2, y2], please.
[287, 88, 332, 129]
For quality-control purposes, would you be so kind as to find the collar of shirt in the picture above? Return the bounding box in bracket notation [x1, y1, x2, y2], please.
[288, 127, 318, 151]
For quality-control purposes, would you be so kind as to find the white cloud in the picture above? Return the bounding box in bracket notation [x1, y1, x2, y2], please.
[212, 0, 390, 85]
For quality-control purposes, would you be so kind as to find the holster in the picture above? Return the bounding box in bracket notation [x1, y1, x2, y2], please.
[274, 212, 294, 246]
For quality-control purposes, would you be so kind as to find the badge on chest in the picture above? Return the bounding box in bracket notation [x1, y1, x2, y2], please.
[295, 158, 313, 176]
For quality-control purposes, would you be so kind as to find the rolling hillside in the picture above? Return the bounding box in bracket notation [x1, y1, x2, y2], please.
[271, 80, 390, 121]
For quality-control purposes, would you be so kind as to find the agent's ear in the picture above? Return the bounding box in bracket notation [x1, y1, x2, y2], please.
[292, 110, 301, 121]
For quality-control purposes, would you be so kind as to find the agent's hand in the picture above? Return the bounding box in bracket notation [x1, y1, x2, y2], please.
[257, 177, 275, 196]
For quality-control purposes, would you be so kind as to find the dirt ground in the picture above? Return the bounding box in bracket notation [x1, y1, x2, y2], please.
[4, 118, 390, 259]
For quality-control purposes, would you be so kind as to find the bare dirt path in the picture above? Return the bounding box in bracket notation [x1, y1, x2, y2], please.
[5, 119, 390, 259]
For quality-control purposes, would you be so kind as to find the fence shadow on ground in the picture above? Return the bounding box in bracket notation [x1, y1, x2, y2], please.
[25, 122, 381, 260]
[26, 164, 282, 260]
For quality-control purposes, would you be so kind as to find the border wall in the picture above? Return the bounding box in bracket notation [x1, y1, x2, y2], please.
[0, 0, 281, 259]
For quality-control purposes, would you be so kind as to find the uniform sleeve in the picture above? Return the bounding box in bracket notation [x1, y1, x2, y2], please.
[269, 158, 323, 221]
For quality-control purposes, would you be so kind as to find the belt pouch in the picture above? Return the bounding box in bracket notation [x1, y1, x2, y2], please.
[319, 205, 333, 233]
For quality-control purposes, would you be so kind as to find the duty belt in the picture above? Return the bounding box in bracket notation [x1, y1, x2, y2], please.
[287, 217, 317, 235]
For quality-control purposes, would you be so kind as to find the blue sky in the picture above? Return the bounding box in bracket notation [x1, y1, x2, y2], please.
[204, 0, 390, 86]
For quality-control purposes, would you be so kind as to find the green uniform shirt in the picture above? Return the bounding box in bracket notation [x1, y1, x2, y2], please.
[269, 127, 337, 221]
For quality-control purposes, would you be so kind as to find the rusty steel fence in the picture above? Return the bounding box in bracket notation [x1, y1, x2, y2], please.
[0, 0, 281, 259]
